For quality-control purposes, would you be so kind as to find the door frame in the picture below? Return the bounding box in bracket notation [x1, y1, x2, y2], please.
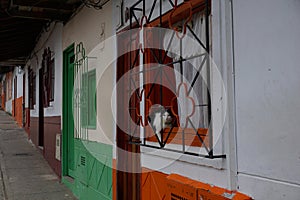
[13, 76, 17, 117]
[62, 43, 75, 177]
[38, 68, 44, 147]
[23, 74, 25, 127]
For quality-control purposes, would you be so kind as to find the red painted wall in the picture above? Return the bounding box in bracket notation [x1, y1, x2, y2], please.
[1, 93, 5, 110]
[30, 116, 62, 177]
[43, 116, 61, 177]
[30, 117, 39, 146]
[24, 108, 30, 135]
[12, 97, 23, 127]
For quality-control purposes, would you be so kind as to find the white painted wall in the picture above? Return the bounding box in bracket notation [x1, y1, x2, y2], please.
[233, 0, 300, 199]
[63, 2, 114, 144]
[26, 22, 63, 118]
[5, 99, 12, 114]
[14, 68, 24, 99]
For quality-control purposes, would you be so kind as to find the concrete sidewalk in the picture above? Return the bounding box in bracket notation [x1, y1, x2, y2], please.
[0, 110, 76, 200]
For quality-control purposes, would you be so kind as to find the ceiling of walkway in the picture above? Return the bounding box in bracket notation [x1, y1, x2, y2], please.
[0, 0, 82, 73]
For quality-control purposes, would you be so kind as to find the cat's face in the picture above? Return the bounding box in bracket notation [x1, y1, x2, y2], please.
[148, 107, 174, 135]
[162, 111, 173, 126]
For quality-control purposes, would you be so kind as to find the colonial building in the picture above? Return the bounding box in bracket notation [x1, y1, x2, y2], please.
[0, 0, 299, 200]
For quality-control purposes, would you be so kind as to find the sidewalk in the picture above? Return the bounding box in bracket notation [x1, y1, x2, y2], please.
[0, 110, 76, 200]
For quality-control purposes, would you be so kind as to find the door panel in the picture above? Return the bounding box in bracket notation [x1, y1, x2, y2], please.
[63, 44, 75, 177]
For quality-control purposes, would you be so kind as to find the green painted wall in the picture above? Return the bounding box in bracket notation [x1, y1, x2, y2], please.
[63, 139, 113, 200]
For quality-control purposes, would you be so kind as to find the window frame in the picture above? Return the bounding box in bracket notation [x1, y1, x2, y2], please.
[81, 69, 97, 130]
[125, 0, 225, 159]
[28, 69, 36, 109]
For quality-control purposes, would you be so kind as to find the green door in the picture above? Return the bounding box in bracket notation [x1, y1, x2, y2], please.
[63, 44, 75, 177]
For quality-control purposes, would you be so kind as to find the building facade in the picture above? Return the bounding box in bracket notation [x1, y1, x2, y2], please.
[1, 0, 299, 200]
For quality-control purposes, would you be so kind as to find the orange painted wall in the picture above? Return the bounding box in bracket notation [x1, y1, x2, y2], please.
[12, 97, 23, 127]
[112, 161, 252, 200]
[1, 93, 5, 110]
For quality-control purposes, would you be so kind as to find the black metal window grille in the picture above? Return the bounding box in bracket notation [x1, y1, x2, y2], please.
[28, 68, 36, 109]
[127, 0, 225, 159]
[41, 47, 55, 107]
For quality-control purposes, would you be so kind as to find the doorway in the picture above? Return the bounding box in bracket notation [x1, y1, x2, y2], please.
[62, 44, 75, 177]
[23, 74, 25, 127]
[38, 68, 44, 147]
[14, 77, 17, 117]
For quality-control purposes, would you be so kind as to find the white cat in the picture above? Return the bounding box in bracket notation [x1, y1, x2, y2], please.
[147, 105, 173, 143]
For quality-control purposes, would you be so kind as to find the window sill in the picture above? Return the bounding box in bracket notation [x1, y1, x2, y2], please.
[140, 145, 225, 170]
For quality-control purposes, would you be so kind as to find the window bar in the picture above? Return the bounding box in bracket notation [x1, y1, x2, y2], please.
[168, 0, 175, 7]
[73, 59, 75, 138]
[149, 48, 161, 64]
[187, 25, 207, 51]
[162, 125, 174, 146]
[132, 53, 207, 75]
[132, 0, 142, 8]
[75, 49, 79, 139]
[187, 54, 207, 95]
[130, 52, 207, 76]
[130, 7, 133, 29]
[129, 46, 133, 144]
[160, 0, 162, 27]
[162, 30, 176, 64]
[148, 0, 158, 22]
[142, 0, 145, 17]
[179, 37, 185, 152]
[187, 118, 210, 154]
[179, 38, 183, 83]
[146, 69, 162, 99]
[159, 0, 164, 146]
[162, 69, 176, 92]
[85, 56, 89, 140]
[204, 0, 213, 158]
[80, 58, 83, 140]
[79, 58, 81, 139]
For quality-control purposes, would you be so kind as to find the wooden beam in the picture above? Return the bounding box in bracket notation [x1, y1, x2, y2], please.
[8, 5, 72, 21]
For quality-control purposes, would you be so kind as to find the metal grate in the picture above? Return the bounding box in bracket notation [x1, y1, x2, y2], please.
[73, 42, 93, 140]
[126, 0, 225, 159]
[81, 156, 86, 166]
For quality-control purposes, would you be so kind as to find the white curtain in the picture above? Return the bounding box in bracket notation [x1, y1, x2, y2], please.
[163, 12, 208, 129]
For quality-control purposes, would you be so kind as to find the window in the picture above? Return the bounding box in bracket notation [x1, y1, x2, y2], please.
[49, 58, 55, 102]
[28, 68, 36, 109]
[121, 0, 224, 159]
[81, 69, 97, 129]
[42, 47, 55, 107]
[6, 72, 12, 100]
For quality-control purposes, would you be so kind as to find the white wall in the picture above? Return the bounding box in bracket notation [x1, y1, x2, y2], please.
[63, 2, 114, 144]
[12, 67, 23, 98]
[26, 22, 63, 117]
[233, 0, 300, 199]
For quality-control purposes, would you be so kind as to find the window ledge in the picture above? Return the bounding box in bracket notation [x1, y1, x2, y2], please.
[141, 145, 226, 170]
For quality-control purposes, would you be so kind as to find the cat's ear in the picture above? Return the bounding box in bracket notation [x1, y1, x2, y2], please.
[166, 108, 173, 116]
[147, 115, 151, 122]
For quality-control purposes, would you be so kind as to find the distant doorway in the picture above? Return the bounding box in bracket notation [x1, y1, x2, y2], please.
[14, 77, 17, 117]
[38, 68, 44, 147]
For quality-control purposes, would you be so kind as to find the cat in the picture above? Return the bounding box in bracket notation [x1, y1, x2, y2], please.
[147, 105, 174, 143]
